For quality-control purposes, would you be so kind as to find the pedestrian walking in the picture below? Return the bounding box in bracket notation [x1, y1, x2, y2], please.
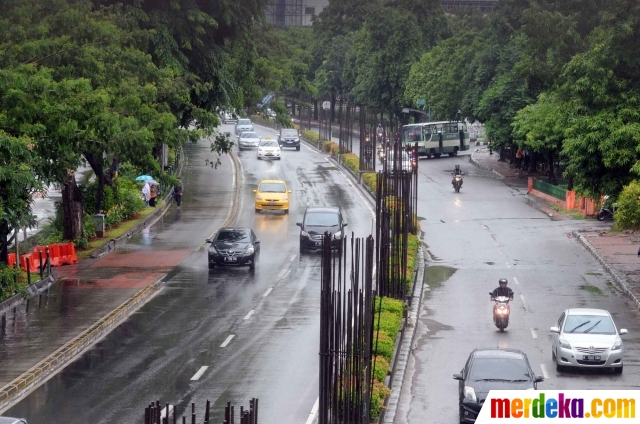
[515, 147, 523, 169]
[149, 183, 158, 207]
[142, 182, 150, 207]
[173, 177, 183, 208]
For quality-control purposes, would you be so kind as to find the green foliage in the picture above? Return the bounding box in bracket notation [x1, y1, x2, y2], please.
[372, 355, 390, 384]
[372, 330, 395, 361]
[301, 130, 319, 145]
[341, 153, 359, 174]
[362, 173, 377, 193]
[370, 380, 391, 420]
[615, 181, 640, 230]
[0, 265, 22, 301]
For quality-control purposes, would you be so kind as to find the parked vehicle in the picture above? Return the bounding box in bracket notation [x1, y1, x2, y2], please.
[297, 207, 347, 252]
[551, 308, 627, 373]
[490, 294, 510, 332]
[454, 348, 543, 423]
[597, 195, 617, 221]
[235, 118, 254, 135]
[206, 228, 260, 271]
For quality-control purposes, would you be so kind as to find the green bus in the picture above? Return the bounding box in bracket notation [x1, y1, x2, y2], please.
[402, 121, 470, 158]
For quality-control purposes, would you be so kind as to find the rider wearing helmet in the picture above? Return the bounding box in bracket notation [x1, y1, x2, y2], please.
[491, 278, 514, 300]
[453, 164, 463, 176]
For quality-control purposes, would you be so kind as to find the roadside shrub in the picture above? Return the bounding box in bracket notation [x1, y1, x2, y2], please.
[615, 181, 640, 230]
[375, 296, 405, 315]
[370, 380, 391, 420]
[372, 355, 390, 384]
[323, 141, 339, 156]
[302, 130, 319, 145]
[0, 265, 22, 301]
[362, 172, 377, 193]
[372, 331, 395, 361]
[341, 153, 359, 174]
[83, 182, 117, 215]
[375, 311, 403, 336]
[121, 189, 146, 219]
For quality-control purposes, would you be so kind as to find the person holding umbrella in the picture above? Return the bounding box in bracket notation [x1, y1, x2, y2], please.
[142, 181, 151, 206]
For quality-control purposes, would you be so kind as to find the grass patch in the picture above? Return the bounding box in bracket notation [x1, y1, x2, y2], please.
[579, 283, 604, 295]
[76, 202, 161, 259]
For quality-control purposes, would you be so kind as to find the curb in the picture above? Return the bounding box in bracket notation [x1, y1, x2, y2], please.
[381, 245, 426, 424]
[0, 274, 165, 412]
[572, 230, 640, 311]
[0, 274, 57, 317]
[468, 148, 505, 179]
[90, 147, 187, 259]
[0, 147, 244, 413]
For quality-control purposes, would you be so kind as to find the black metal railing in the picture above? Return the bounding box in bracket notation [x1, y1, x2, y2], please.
[144, 399, 258, 424]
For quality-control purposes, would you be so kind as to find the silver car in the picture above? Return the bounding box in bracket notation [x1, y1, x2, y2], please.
[235, 118, 254, 135]
[0, 418, 28, 424]
[238, 131, 261, 149]
[551, 308, 628, 373]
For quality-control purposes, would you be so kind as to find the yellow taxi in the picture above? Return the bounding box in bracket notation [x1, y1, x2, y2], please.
[254, 179, 291, 214]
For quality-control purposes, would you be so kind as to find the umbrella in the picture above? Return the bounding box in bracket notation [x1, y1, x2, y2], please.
[146, 180, 159, 186]
[135, 175, 154, 181]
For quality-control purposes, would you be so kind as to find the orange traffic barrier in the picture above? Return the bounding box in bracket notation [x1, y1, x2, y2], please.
[58, 242, 78, 265]
[7, 253, 16, 267]
[20, 253, 40, 273]
[47, 244, 61, 267]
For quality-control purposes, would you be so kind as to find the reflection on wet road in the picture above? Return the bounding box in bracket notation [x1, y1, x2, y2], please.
[6, 124, 374, 423]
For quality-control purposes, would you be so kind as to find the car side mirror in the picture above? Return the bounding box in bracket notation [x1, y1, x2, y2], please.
[550, 326, 560, 333]
[619, 329, 628, 335]
[343, 223, 348, 227]
[288, 190, 292, 193]
[255, 240, 260, 244]
[296, 223, 302, 227]
[488, 292, 493, 296]
[453, 373, 463, 381]
[206, 239, 213, 243]
[535, 376, 544, 383]
[253, 190, 257, 193]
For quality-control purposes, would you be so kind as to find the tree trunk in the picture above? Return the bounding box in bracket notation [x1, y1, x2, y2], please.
[547, 150, 557, 185]
[331, 92, 336, 123]
[499, 144, 506, 162]
[313, 99, 318, 121]
[0, 219, 9, 265]
[62, 172, 83, 240]
[84, 151, 120, 213]
[567, 176, 574, 191]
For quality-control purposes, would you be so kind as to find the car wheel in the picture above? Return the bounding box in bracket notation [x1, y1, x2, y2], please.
[459, 406, 465, 424]
[257, 156, 261, 160]
[556, 362, 564, 373]
[249, 262, 255, 271]
[277, 157, 281, 160]
[255, 208, 259, 213]
[208, 263, 215, 270]
[552, 347, 556, 361]
[284, 209, 289, 214]
[299, 243, 305, 253]
[296, 146, 300, 151]
[614, 364, 623, 374]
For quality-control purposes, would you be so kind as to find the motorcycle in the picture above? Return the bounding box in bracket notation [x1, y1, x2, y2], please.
[490, 293, 511, 332]
[451, 173, 463, 193]
[377, 146, 388, 164]
[597, 195, 617, 221]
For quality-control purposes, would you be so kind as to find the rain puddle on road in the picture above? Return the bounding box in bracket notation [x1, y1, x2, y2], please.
[424, 265, 456, 291]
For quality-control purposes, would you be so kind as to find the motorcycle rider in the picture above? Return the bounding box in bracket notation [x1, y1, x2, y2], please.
[451, 164, 463, 187]
[491, 278, 514, 301]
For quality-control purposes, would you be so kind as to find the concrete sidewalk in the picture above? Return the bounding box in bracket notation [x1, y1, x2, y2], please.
[0, 141, 238, 391]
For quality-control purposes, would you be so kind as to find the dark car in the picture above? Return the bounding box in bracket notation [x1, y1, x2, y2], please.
[206, 228, 260, 271]
[296, 207, 347, 252]
[454, 348, 543, 423]
[278, 128, 301, 151]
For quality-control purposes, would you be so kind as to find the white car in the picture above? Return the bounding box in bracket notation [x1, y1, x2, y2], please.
[257, 138, 281, 160]
[551, 308, 628, 373]
[237, 131, 261, 149]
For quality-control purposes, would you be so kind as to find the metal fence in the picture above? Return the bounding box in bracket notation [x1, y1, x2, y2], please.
[375, 140, 418, 300]
[144, 398, 259, 424]
[533, 178, 566, 201]
[319, 234, 375, 424]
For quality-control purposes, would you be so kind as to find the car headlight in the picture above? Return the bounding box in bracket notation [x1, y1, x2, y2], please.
[246, 245, 255, 254]
[559, 339, 572, 349]
[301, 231, 309, 237]
[612, 340, 623, 351]
[463, 386, 477, 403]
[256, 195, 263, 200]
[295, 138, 299, 142]
[208, 246, 217, 254]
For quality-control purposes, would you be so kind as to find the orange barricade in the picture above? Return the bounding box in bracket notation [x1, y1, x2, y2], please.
[7, 253, 16, 267]
[58, 242, 78, 265]
[20, 253, 40, 273]
[47, 244, 62, 267]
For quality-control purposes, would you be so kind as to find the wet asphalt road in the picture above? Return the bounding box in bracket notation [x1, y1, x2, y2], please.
[395, 153, 640, 423]
[5, 124, 374, 423]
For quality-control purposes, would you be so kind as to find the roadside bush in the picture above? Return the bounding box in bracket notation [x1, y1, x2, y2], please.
[372, 330, 395, 361]
[375, 296, 405, 315]
[323, 141, 339, 156]
[372, 355, 390, 384]
[370, 380, 391, 420]
[341, 153, 359, 174]
[615, 181, 640, 230]
[375, 311, 403, 336]
[302, 130, 319, 144]
[362, 172, 377, 193]
[0, 265, 22, 301]
[83, 182, 117, 216]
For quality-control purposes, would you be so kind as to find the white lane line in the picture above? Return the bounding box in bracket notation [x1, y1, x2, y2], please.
[244, 310, 255, 320]
[190, 366, 209, 381]
[290, 254, 297, 262]
[220, 335, 235, 348]
[305, 397, 319, 424]
[520, 294, 527, 310]
[513, 277, 520, 285]
[540, 364, 550, 379]
[277, 268, 289, 280]
[263, 287, 273, 297]
[530, 328, 538, 339]
[161, 405, 175, 419]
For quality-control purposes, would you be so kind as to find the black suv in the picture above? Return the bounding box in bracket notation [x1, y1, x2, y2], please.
[454, 348, 543, 423]
[297, 207, 347, 251]
[278, 128, 301, 151]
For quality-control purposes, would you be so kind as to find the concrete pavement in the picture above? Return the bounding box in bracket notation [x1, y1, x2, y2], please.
[0, 141, 236, 398]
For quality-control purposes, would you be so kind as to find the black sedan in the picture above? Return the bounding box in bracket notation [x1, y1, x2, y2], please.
[297, 206, 347, 252]
[206, 228, 260, 271]
[454, 348, 543, 423]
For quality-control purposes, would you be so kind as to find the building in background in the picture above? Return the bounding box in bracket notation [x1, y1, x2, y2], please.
[440, 0, 498, 13]
[265, 0, 329, 27]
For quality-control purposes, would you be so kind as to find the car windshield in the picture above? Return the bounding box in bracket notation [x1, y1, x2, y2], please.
[216, 230, 250, 242]
[469, 357, 532, 382]
[259, 183, 286, 193]
[564, 315, 616, 334]
[281, 129, 297, 136]
[305, 212, 340, 227]
[242, 133, 259, 138]
[238, 119, 251, 125]
[260, 140, 279, 147]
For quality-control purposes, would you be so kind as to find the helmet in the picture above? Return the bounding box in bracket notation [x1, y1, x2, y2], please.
[455, 164, 460, 169]
[499, 278, 508, 285]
